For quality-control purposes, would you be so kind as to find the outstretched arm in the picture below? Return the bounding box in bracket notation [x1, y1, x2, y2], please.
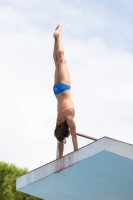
[57, 141, 64, 158]
[66, 116, 78, 151]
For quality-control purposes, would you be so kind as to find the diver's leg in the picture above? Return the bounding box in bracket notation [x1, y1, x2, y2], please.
[54, 25, 70, 85]
[53, 27, 60, 85]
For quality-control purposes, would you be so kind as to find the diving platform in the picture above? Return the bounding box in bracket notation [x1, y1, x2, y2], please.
[16, 137, 133, 200]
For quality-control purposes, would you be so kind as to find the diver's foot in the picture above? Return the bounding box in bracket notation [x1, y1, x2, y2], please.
[53, 24, 62, 38]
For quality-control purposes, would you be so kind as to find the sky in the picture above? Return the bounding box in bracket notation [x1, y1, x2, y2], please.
[0, 0, 133, 171]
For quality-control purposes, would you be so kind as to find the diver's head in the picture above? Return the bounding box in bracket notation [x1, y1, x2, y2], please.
[54, 121, 70, 144]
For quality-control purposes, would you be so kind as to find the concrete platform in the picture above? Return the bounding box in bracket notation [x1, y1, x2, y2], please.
[16, 137, 133, 200]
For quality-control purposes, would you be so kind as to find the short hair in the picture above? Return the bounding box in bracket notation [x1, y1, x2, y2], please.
[54, 121, 69, 144]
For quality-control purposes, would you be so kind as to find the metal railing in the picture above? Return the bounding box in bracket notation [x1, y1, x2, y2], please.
[76, 133, 98, 141]
[56, 133, 98, 159]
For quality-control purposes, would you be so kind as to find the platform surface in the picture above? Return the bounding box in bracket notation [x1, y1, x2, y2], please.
[16, 137, 133, 200]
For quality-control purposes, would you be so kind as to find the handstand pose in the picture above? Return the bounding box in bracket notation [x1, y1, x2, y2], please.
[53, 24, 78, 158]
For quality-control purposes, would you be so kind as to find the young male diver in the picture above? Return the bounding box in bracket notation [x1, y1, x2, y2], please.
[53, 24, 78, 158]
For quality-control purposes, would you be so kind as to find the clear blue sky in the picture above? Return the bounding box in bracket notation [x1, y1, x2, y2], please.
[0, 0, 133, 170]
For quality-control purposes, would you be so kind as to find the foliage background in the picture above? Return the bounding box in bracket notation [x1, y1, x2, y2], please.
[0, 162, 42, 200]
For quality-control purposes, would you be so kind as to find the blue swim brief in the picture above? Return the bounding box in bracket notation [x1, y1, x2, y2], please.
[53, 82, 71, 95]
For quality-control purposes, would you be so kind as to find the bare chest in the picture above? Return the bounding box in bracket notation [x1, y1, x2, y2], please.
[56, 108, 75, 125]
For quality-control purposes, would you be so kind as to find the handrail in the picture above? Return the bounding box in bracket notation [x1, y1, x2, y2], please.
[56, 133, 98, 159]
[76, 133, 98, 141]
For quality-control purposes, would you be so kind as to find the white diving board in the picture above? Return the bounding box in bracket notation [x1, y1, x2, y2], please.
[16, 137, 133, 200]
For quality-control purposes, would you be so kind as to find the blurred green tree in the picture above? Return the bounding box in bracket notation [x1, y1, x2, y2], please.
[0, 162, 42, 200]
